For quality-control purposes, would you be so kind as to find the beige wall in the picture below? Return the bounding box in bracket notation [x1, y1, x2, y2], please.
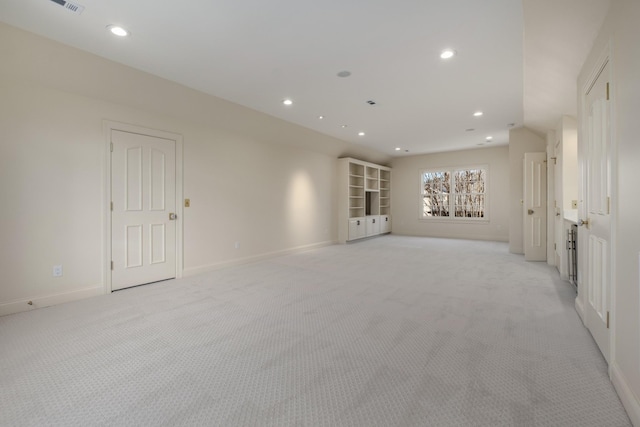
[577, 1, 640, 423]
[0, 23, 390, 315]
[508, 127, 546, 254]
[558, 116, 578, 212]
[390, 146, 509, 242]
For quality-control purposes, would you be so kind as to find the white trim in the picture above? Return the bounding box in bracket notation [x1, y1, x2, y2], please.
[607, 38, 618, 377]
[391, 231, 507, 243]
[0, 286, 103, 317]
[546, 136, 556, 266]
[103, 121, 184, 293]
[183, 240, 336, 277]
[575, 294, 585, 324]
[611, 361, 640, 426]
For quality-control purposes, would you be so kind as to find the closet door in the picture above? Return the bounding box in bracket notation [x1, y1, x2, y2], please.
[111, 130, 177, 290]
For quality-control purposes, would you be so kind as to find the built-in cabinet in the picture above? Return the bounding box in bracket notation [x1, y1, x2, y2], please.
[339, 158, 391, 243]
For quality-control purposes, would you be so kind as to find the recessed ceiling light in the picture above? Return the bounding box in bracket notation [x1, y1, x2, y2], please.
[486, 136, 493, 141]
[318, 115, 324, 120]
[395, 147, 401, 151]
[473, 111, 483, 117]
[107, 25, 129, 37]
[358, 132, 365, 137]
[282, 99, 293, 106]
[440, 49, 456, 59]
[466, 128, 475, 132]
[337, 71, 352, 78]
[341, 125, 348, 128]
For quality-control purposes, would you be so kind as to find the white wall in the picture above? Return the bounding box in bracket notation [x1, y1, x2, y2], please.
[577, 1, 640, 423]
[508, 127, 546, 254]
[390, 146, 509, 242]
[0, 23, 390, 315]
[558, 116, 578, 212]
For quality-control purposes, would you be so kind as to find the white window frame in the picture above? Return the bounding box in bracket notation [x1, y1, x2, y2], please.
[419, 165, 489, 222]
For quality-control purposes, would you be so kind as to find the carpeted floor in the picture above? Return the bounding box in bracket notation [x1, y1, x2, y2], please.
[0, 236, 631, 426]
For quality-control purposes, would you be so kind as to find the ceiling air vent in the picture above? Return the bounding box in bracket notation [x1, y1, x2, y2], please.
[49, 0, 85, 14]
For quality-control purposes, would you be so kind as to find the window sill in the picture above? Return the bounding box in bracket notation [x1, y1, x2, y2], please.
[419, 218, 490, 225]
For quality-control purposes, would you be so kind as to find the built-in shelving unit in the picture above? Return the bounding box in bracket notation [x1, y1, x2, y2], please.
[365, 166, 379, 191]
[348, 162, 365, 219]
[338, 158, 391, 243]
[380, 169, 390, 217]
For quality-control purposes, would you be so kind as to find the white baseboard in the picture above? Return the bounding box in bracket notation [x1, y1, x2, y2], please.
[0, 285, 104, 317]
[183, 240, 337, 277]
[393, 231, 508, 243]
[612, 361, 640, 426]
[575, 295, 585, 324]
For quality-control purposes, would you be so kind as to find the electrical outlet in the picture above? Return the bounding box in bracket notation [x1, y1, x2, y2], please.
[53, 265, 63, 277]
[184, 198, 190, 207]
[571, 200, 578, 209]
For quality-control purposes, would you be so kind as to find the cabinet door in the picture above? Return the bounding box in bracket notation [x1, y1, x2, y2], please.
[348, 218, 366, 240]
[366, 216, 380, 236]
[380, 215, 391, 234]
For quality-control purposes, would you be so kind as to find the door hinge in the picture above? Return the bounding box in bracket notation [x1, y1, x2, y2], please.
[110, 201, 113, 211]
[111, 261, 114, 270]
[110, 142, 113, 152]
[554, 243, 557, 250]
[607, 197, 611, 214]
[606, 82, 610, 101]
[606, 311, 610, 328]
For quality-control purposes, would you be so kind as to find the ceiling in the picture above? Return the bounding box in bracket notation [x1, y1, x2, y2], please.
[0, 0, 610, 156]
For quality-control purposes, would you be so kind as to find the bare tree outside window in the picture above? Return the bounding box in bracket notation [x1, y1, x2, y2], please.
[423, 171, 450, 217]
[422, 167, 487, 219]
[454, 169, 486, 218]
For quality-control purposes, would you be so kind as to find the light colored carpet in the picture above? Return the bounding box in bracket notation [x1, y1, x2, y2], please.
[0, 236, 631, 426]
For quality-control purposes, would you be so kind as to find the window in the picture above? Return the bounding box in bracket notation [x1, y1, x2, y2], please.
[422, 167, 487, 219]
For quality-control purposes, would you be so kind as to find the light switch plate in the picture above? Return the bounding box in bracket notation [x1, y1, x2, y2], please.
[185, 198, 190, 207]
[53, 265, 63, 277]
[571, 200, 578, 209]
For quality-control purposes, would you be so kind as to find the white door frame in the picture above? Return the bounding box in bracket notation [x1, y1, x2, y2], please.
[104, 121, 184, 293]
[576, 42, 616, 366]
[546, 132, 556, 266]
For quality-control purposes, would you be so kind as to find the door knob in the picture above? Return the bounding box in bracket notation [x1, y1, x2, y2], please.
[527, 209, 534, 215]
[578, 218, 589, 227]
[169, 213, 177, 220]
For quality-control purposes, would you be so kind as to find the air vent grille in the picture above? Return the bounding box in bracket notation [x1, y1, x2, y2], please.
[49, 0, 85, 15]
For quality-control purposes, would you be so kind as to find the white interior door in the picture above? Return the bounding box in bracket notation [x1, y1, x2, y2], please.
[580, 61, 611, 362]
[111, 130, 177, 291]
[524, 152, 547, 261]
